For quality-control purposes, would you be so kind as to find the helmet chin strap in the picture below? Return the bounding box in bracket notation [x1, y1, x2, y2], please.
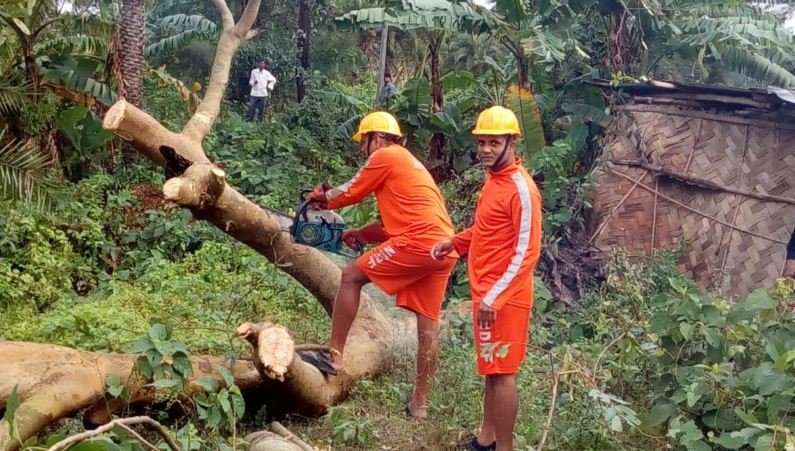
[490, 136, 514, 169]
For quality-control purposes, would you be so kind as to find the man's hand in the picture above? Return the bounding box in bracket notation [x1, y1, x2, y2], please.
[307, 183, 330, 209]
[342, 222, 386, 250]
[430, 240, 454, 260]
[477, 303, 497, 329]
[253, 80, 258, 84]
[341, 229, 364, 251]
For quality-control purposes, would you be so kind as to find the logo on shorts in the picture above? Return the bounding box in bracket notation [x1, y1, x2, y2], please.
[368, 246, 396, 269]
[478, 326, 511, 362]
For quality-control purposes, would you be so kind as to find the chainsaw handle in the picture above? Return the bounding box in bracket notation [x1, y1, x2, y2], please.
[339, 238, 364, 259]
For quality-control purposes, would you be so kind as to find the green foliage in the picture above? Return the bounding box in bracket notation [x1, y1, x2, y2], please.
[718, 45, 795, 88]
[0, 129, 57, 207]
[637, 279, 795, 450]
[324, 405, 373, 446]
[527, 124, 595, 237]
[505, 83, 546, 158]
[192, 366, 246, 432]
[0, 202, 84, 311]
[16, 91, 59, 136]
[540, 251, 795, 450]
[130, 323, 194, 384]
[0, 80, 29, 114]
[209, 113, 350, 211]
[56, 105, 115, 179]
[146, 13, 219, 57]
[335, 0, 486, 33]
[42, 54, 116, 105]
[3, 385, 21, 445]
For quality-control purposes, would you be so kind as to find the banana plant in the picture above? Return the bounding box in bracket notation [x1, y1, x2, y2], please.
[145, 12, 218, 57]
[0, 0, 64, 96]
[663, 3, 795, 86]
[336, 0, 490, 179]
[315, 76, 476, 172]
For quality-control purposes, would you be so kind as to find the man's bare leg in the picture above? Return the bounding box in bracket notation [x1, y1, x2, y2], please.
[476, 377, 496, 446]
[328, 262, 370, 370]
[491, 374, 518, 451]
[407, 313, 440, 419]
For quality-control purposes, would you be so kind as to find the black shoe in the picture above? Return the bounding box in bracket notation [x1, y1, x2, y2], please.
[460, 436, 496, 451]
[297, 350, 338, 376]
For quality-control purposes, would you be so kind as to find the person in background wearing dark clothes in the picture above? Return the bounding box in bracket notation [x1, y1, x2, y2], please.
[379, 72, 396, 106]
[784, 229, 795, 278]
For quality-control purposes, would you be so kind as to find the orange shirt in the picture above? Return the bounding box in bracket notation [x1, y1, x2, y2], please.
[451, 158, 542, 311]
[326, 144, 456, 253]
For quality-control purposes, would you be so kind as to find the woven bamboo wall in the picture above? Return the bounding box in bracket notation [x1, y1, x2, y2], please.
[589, 104, 795, 298]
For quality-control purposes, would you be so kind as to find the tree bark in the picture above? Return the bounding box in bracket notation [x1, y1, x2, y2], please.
[0, 1, 412, 445]
[120, 0, 146, 164]
[427, 31, 448, 182]
[607, 9, 634, 74]
[296, 0, 312, 102]
[0, 341, 262, 451]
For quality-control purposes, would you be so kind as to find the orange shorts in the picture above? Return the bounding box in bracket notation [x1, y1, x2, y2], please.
[473, 303, 531, 375]
[356, 239, 456, 320]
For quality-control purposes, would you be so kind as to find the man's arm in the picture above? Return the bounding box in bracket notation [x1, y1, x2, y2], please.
[481, 188, 533, 312]
[450, 227, 474, 257]
[326, 150, 391, 209]
[267, 71, 277, 90]
[249, 70, 257, 86]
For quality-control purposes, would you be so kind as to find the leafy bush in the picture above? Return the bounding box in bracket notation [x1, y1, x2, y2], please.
[209, 113, 353, 211]
[546, 252, 795, 450]
[3, 240, 329, 353]
[0, 202, 86, 311]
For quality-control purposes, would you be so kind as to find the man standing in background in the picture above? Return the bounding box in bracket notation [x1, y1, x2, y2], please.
[246, 59, 277, 122]
[378, 71, 396, 106]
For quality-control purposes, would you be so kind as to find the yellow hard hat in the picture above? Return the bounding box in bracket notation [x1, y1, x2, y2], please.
[472, 106, 523, 137]
[352, 111, 402, 142]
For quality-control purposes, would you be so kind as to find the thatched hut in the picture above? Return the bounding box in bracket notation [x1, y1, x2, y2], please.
[587, 79, 795, 298]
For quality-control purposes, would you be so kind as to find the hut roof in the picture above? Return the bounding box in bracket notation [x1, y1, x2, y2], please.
[588, 78, 795, 125]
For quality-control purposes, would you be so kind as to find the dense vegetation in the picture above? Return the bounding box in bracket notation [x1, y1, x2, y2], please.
[2, 0, 795, 449]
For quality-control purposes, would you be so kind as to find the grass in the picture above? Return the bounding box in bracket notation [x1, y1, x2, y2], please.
[263, 306, 552, 451]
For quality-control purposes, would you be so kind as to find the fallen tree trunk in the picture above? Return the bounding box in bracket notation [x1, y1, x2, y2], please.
[0, 315, 412, 450]
[0, 341, 260, 451]
[1, 0, 409, 447]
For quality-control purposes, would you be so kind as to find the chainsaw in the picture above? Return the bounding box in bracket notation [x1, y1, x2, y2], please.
[285, 186, 363, 259]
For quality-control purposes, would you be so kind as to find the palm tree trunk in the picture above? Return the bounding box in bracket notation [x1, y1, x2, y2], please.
[119, 0, 146, 164]
[296, 0, 312, 102]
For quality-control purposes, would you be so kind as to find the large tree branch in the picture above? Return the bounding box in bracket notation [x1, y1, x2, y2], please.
[234, 0, 262, 37]
[212, 0, 235, 30]
[180, 0, 263, 143]
[181, 31, 242, 142]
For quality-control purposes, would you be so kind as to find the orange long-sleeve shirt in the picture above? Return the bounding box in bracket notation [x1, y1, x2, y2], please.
[325, 144, 456, 253]
[451, 158, 542, 311]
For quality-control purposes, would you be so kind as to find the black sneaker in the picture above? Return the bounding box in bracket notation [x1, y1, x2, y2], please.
[460, 436, 496, 451]
[297, 350, 338, 376]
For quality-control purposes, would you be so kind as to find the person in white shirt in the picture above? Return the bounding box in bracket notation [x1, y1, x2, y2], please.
[245, 59, 277, 122]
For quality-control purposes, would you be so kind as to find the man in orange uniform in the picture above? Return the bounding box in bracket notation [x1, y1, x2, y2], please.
[307, 111, 458, 419]
[432, 106, 542, 451]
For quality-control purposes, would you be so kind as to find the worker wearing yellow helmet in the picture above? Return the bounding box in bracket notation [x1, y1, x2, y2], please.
[432, 106, 542, 451]
[306, 111, 458, 419]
